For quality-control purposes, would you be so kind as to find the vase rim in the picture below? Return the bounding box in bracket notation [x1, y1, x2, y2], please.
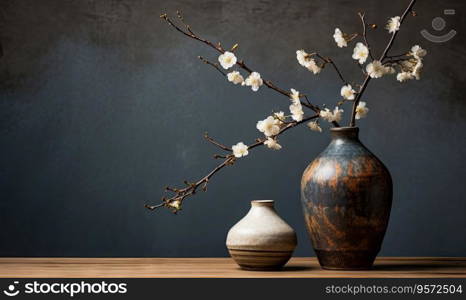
[330, 126, 359, 132]
[251, 200, 274, 207]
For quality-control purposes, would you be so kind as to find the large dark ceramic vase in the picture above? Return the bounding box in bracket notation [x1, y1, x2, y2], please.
[301, 127, 392, 270]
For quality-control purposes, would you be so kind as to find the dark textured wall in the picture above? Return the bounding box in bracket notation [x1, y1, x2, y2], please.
[0, 0, 465, 257]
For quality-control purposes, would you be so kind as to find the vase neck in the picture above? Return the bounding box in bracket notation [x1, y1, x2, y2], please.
[330, 127, 359, 141]
[251, 200, 274, 208]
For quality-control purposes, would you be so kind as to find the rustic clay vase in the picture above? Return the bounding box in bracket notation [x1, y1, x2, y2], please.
[226, 200, 297, 270]
[301, 127, 392, 270]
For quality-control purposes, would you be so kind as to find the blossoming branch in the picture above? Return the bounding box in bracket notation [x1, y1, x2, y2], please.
[147, 0, 424, 213]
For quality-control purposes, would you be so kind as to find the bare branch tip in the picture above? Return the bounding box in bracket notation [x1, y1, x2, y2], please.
[145, 203, 165, 211]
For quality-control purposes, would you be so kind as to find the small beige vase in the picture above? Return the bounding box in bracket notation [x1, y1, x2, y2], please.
[226, 200, 297, 270]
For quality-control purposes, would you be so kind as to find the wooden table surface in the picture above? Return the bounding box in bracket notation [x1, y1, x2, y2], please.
[0, 257, 465, 278]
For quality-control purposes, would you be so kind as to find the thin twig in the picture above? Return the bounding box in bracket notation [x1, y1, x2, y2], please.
[349, 0, 417, 127]
[384, 53, 409, 60]
[354, 60, 367, 76]
[146, 155, 235, 212]
[358, 12, 374, 60]
[160, 13, 223, 52]
[198, 56, 226, 76]
[145, 202, 165, 210]
[314, 54, 347, 85]
[349, 75, 371, 127]
[303, 95, 312, 106]
[161, 12, 326, 116]
[382, 57, 408, 65]
[176, 10, 195, 35]
[204, 133, 232, 151]
[197, 55, 320, 114]
[380, 0, 417, 59]
[145, 114, 319, 212]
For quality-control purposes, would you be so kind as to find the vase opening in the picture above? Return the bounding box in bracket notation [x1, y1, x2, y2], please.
[251, 200, 274, 207]
[330, 126, 359, 140]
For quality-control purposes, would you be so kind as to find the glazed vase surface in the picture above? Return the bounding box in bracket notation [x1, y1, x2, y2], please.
[226, 200, 297, 271]
[301, 127, 392, 270]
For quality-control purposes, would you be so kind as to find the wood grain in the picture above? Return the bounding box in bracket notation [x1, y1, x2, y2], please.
[0, 257, 465, 278]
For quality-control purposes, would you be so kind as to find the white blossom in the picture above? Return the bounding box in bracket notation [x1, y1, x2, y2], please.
[366, 60, 385, 78]
[384, 65, 396, 74]
[243, 72, 263, 91]
[307, 121, 322, 132]
[355, 101, 369, 119]
[320, 107, 344, 123]
[289, 102, 304, 121]
[296, 50, 321, 74]
[227, 71, 244, 85]
[412, 60, 423, 80]
[386, 16, 400, 34]
[288, 89, 304, 121]
[290, 88, 300, 103]
[296, 49, 309, 66]
[218, 51, 237, 69]
[401, 59, 416, 70]
[332, 107, 344, 122]
[396, 56, 423, 82]
[319, 108, 332, 121]
[410, 45, 427, 59]
[398, 49, 425, 81]
[307, 59, 322, 74]
[333, 28, 347, 48]
[396, 71, 414, 82]
[168, 199, 181, 210]
[341, 84, 356, 100]
[257, 116, 281, 137]
[273, 111, 286, 122]
[352, 42, 369, 64]
[232, 142, 249, 158]
[264, 138, 282, 150]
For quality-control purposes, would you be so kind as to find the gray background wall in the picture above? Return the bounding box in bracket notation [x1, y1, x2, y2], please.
[0, 0, 465, 257]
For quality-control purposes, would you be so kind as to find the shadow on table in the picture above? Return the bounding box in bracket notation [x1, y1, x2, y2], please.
[233, 266, 314, 272]
[281, 266, 314, 272]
